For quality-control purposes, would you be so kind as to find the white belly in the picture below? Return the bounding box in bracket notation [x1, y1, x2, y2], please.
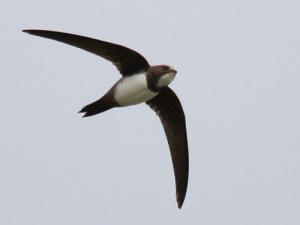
[114, 74, 157, 106]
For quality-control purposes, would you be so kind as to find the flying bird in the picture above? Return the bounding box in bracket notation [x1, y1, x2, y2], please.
[23, 29, 189, 208]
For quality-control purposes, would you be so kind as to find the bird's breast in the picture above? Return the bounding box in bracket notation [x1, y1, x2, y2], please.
[114, 74, 158, 106]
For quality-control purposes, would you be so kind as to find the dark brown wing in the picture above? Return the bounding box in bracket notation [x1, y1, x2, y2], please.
[23, 29, 150, 76]
[146, 87, 189, 208]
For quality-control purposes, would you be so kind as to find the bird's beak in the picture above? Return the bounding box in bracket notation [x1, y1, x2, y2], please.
[170, 68, 177, 74]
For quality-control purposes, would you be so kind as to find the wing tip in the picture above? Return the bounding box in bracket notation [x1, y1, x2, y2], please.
[176, 192, 186, 209]
[22, 29, 51, 36]
[22, 29, 34, 34]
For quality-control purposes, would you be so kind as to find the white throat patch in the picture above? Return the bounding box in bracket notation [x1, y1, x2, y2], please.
[157, 71, 176, 88]
[114, 74, 157, 106]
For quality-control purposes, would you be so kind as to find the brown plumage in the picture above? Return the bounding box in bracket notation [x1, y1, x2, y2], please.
[23, 29, 189, 208]
[147, 87, 188, 208]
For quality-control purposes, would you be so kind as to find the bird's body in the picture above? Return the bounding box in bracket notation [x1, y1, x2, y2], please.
[23, 29, 189, 208]
[114, 73, 157, 106]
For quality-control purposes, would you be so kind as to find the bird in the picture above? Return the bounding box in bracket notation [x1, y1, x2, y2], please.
[23, 29, 189, 208]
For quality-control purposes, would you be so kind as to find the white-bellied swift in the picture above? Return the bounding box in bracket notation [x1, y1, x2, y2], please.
[23, 29, 189, 208]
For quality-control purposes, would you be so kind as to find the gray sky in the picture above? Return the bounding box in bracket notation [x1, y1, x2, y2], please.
[1, 0, 300, 224]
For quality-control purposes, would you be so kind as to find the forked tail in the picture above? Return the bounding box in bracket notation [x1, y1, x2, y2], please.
[79, 96, 117, 117]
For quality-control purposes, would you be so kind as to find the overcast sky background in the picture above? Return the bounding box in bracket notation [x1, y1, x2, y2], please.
[1, 0, 300, 225]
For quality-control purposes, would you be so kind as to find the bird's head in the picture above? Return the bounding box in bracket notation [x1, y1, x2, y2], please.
[147, 65, 177, 91]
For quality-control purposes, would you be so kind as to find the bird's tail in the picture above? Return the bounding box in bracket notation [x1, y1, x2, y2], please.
[79, 96, 116, 117]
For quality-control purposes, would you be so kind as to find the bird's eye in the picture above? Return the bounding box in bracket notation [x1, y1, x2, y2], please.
[162, 66, 169, 71]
